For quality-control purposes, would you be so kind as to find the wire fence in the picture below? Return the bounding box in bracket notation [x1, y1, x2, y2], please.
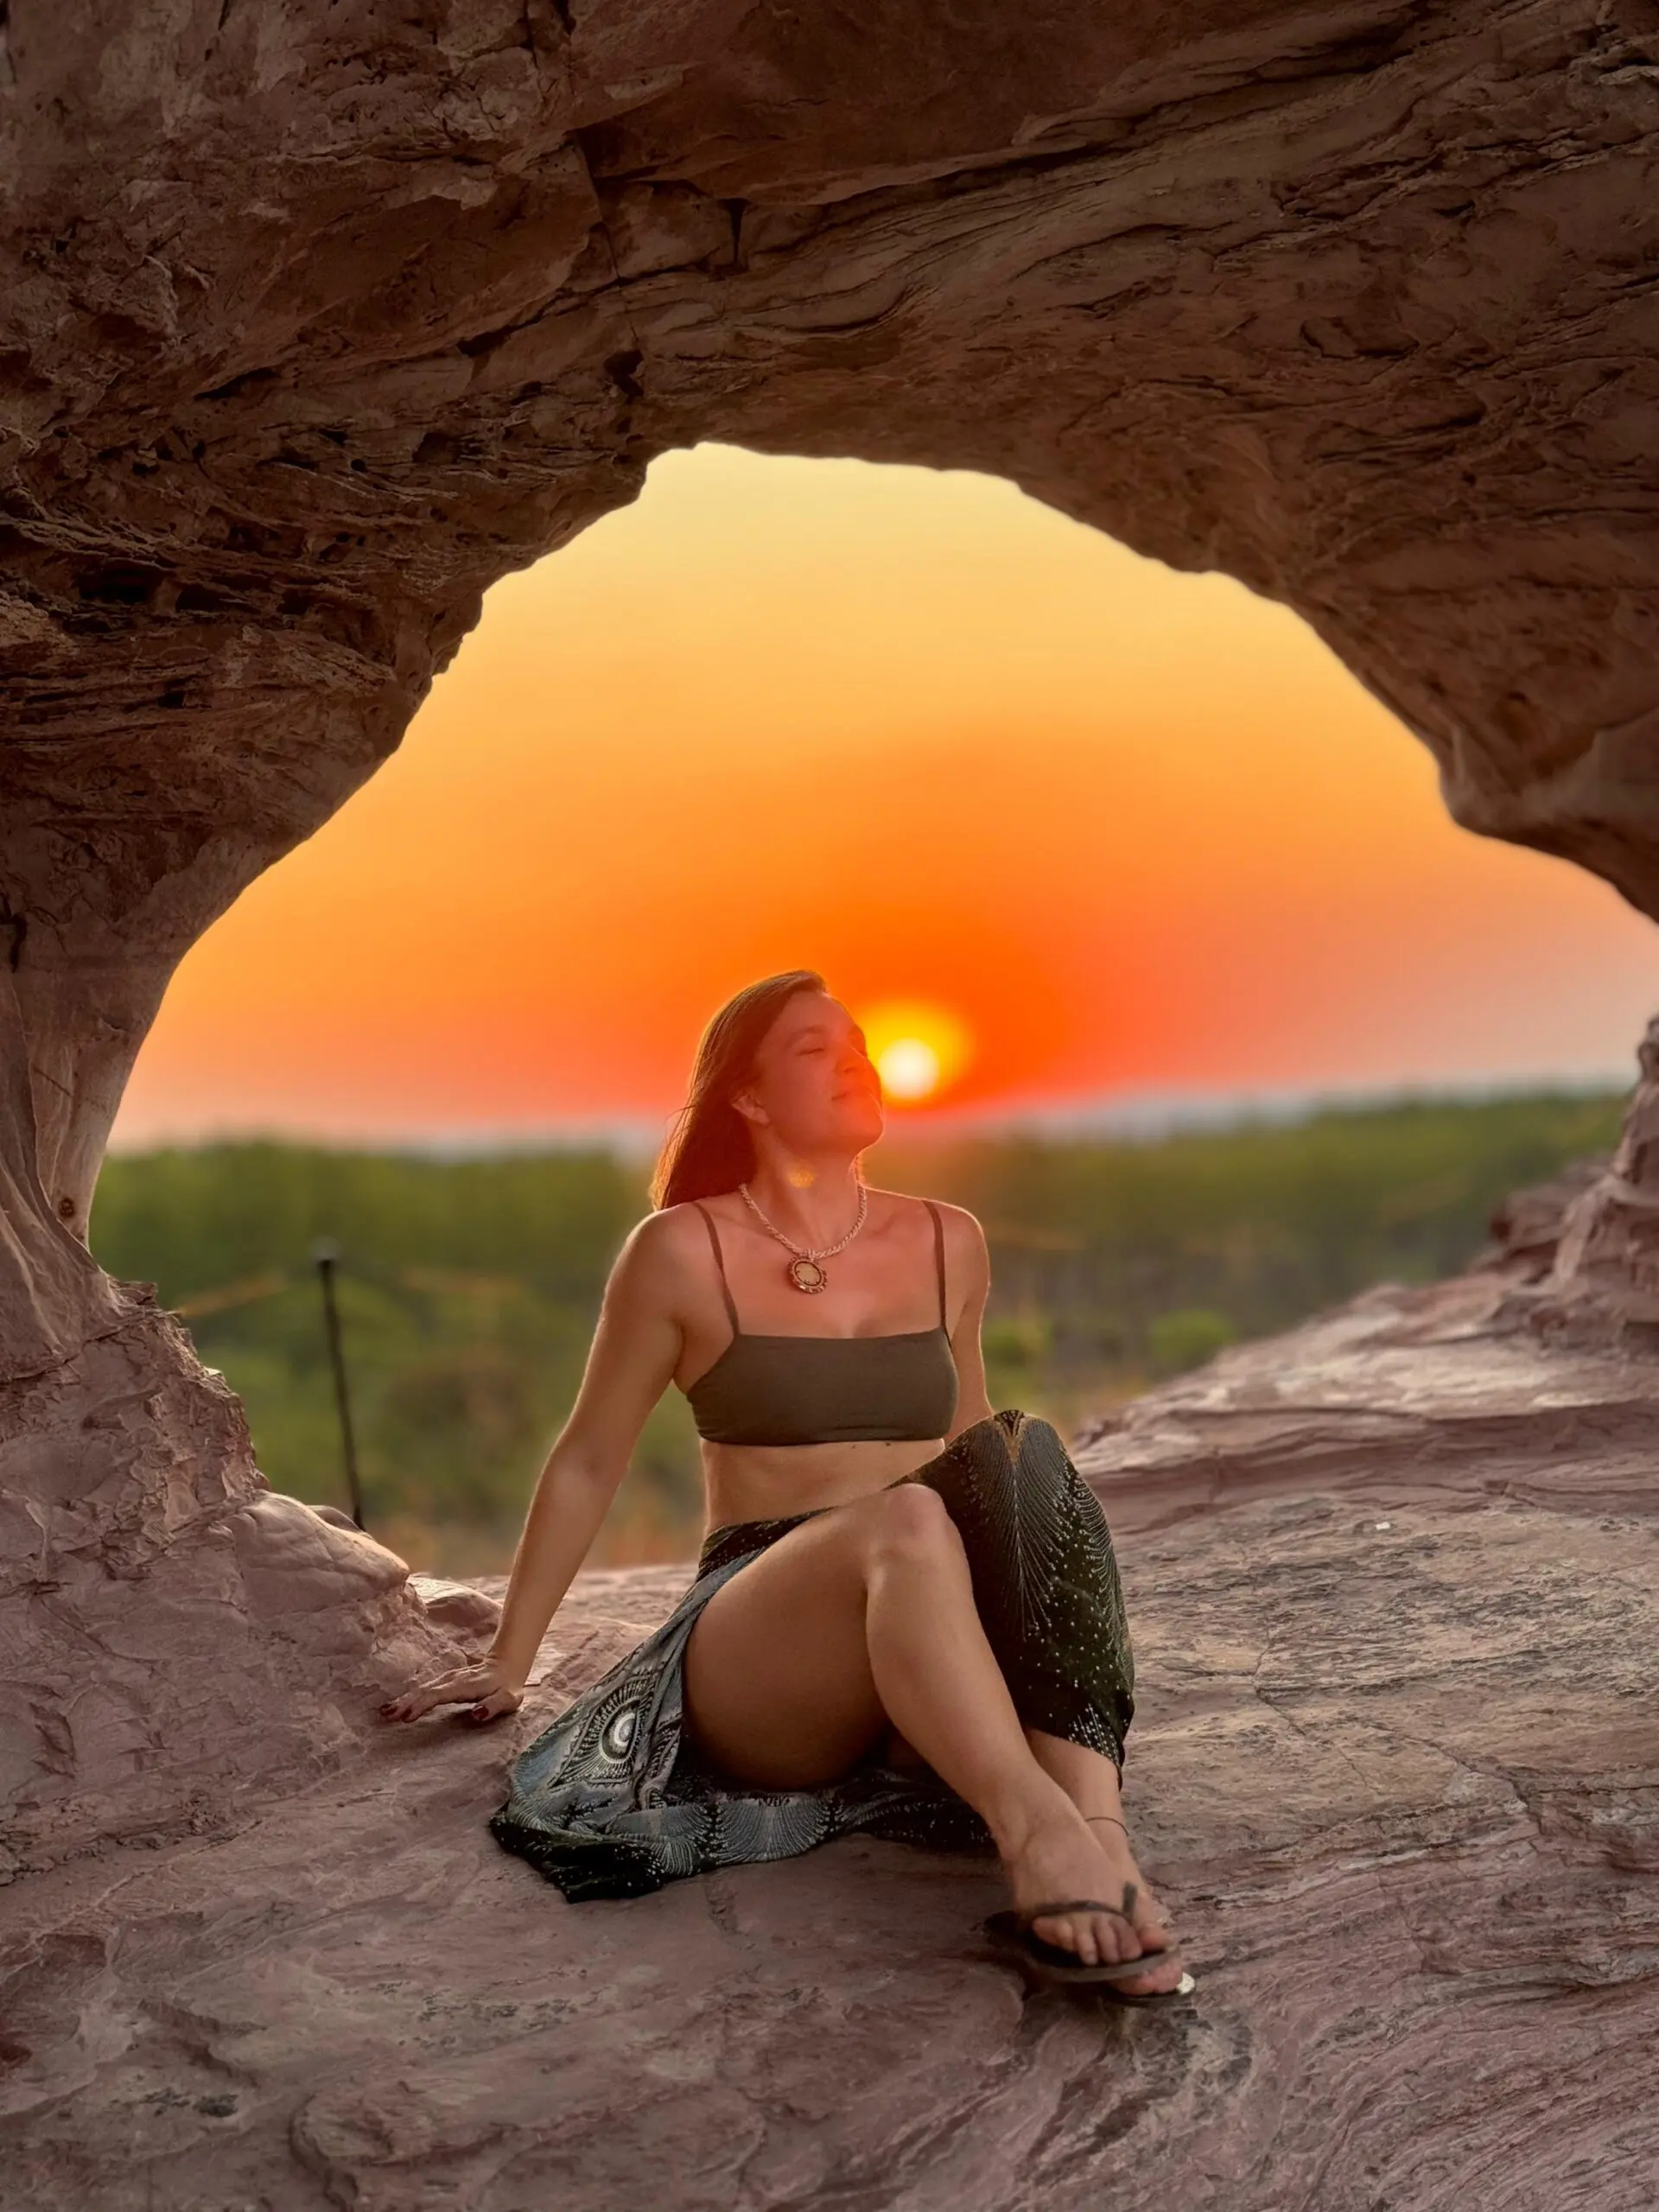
[168, 1243, 532, 1539]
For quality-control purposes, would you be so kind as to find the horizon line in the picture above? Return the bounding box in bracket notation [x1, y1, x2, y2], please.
[105, 1065, 1636, 1162]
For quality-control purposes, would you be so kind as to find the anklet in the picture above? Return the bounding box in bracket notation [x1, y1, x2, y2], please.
[1085, 1815, 1128, 1834]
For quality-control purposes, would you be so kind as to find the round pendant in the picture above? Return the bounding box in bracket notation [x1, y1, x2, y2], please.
[787, 1256, 828, 1294]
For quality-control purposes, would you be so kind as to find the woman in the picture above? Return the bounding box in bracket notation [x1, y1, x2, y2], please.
[378, 970, 1191, 1999]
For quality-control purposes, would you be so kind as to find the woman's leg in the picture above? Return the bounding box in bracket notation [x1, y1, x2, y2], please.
[682, 1481, 1182, 1982]
[903, 1408, 1135, 1767]
[894, 1411, 1175, 1980]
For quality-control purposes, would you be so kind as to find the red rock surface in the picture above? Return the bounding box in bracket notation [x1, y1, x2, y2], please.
[4, 1268, 1657, 2207]
[4, 0, 1659, 1859]
[10, 1045, 1659, 2202]
[3, 10, 1659, 2199]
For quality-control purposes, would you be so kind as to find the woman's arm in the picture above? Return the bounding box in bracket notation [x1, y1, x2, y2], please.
[379, 1211, 687, 1723]
[486, 1215, 684, 1682]
[941, 1205, 996, 1437]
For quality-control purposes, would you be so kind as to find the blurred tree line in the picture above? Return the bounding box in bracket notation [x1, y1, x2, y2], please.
[89, 1087, 1625, 1572]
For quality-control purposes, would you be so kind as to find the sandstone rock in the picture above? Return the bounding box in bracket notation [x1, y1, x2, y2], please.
[1070, 1269, 1659, 1529]
[301, 1500, 361, 1533]
[5, 0, 1659, 1893]
[3, 12, 1659, 2196]
[1522, 1010, 1659, 1338]
[409, 1572, 506, 1643]
[0, 1427, 470, 1879]
[1472, 1156, 1611, 1285]
[3, 1306, 1655, 2206]
[3, 1, 1659, 1249]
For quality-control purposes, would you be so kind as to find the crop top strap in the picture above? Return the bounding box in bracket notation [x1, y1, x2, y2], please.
[693, 1202, 741, 1334]
[925, 1199, 947, 1330]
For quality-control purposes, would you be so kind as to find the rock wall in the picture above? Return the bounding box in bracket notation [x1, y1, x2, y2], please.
[4, 0, 1659, 1241]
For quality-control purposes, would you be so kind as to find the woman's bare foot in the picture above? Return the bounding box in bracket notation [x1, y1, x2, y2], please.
[1003, 1805, 1185, 1993]
[1073, 1814, 1184, 1993]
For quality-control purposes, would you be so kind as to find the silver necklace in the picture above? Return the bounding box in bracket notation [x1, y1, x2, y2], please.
[738, 1179, 868, 1294]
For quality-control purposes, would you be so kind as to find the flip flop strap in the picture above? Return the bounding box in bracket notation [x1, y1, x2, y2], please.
[1014, 1892, 1139, 1934]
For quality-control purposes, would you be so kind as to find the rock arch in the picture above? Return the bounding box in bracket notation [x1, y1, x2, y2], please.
[3, 0, 1658, 1862]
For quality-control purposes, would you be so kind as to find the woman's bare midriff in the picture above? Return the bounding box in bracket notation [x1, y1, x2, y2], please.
[701, 1434, 947, 1535]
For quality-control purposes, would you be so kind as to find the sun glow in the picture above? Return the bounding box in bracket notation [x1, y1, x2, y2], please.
[860, 1001, 973, 1106]
[108, 444, 1659, 1151]
[879, 1038, 942, 1100]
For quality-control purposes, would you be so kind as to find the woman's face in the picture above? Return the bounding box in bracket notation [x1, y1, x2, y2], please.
[735, 991, 885, 1155]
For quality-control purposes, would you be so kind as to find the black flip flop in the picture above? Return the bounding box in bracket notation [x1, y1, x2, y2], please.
[982, 1891, 1198, 2004]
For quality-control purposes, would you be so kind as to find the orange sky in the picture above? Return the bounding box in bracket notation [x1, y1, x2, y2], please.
[111, 443, 1659, 1149]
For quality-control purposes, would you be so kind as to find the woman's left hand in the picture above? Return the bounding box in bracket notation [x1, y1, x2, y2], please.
[378, 1656, 525, 1726]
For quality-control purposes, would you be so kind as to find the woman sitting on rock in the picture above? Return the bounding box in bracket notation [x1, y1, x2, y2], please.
[379, 969, 1192, 1999]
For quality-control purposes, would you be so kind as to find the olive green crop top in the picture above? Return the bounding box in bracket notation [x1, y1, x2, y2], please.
[683, 1198, 960, 1447]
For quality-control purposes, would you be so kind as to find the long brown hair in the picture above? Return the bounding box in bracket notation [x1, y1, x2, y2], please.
[651, 969, 828, 1208]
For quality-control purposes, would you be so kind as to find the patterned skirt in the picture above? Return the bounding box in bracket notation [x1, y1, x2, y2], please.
[487, 1408, 1135, 1903]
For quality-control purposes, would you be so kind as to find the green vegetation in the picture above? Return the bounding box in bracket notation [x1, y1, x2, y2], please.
[1145, 1306, 1236, 1377]
[90, 1087, 1626, 1572]
[89, 1143, 694, 1572]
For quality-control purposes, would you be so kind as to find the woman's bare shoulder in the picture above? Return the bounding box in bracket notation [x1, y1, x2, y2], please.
[867, 1185, 988, 1250]
[889, 1186, 983, 1228]
[931, 1198, 990, 1266]
[607, 1202, 718, 1293]
[922, 1195, 983, 1232]
[621, 1201, 715, 1258]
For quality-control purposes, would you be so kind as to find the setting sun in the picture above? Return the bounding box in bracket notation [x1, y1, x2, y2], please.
[860, 1001, 974, 1107]
[879, 1038, 942, 1100]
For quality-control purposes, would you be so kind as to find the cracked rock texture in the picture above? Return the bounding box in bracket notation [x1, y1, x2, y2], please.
[8, 1044, 1659, 2205]
[3, 8, 1659, 2198]
[4, 0, 1659, 1878]
[3, 1255, 1657, 2208]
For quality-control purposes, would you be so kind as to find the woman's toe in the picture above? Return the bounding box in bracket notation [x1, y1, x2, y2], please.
[1118, 1922, 1184, 1990]
[1126, 1950, 1187, 1994]
[1038, 1912, 1096, 1965]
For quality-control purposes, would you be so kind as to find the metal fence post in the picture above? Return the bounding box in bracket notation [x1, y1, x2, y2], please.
[311, 1238, 366, 1532]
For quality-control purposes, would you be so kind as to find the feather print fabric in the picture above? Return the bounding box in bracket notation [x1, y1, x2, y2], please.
[487, 1410, 1135, 1902]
